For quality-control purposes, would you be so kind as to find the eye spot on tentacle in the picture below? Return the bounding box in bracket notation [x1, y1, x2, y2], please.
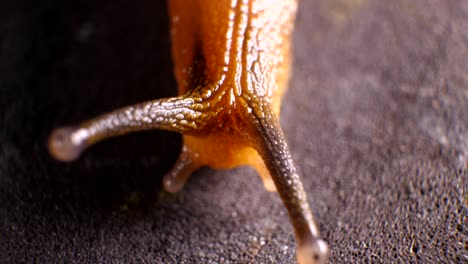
[48, 126, 87, 162]
[297, 239, 329, 264]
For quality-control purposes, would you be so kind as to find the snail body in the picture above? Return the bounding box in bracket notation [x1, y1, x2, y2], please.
[49, 0, 329, 263]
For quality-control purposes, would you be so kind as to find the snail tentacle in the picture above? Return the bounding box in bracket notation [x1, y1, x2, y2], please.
[48, 96, 207, 162]
[242, 98, 329, 264]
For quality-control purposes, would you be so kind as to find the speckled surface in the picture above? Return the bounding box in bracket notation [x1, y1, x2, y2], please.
[1, 0, 467, 263]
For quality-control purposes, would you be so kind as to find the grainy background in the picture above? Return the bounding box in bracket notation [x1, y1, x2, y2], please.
[1, 0, 467, 263]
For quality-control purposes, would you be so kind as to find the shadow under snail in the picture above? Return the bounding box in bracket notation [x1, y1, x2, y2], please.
[48, 0, 329, 263]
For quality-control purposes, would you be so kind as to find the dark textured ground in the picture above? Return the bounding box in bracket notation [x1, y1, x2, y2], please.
[1, 0, 467, 263]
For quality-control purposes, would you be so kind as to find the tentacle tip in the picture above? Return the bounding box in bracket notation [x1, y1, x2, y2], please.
[48, 126, 85, 162]
[297, 239, 329, 264]
[163, 177, 181, 193]
[262, 178, 277, 192]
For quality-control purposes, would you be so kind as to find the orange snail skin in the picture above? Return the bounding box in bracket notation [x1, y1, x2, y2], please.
[48, 0, 329, 263]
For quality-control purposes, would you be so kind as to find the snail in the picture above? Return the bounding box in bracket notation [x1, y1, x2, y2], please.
[48, 0, 329, 263]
